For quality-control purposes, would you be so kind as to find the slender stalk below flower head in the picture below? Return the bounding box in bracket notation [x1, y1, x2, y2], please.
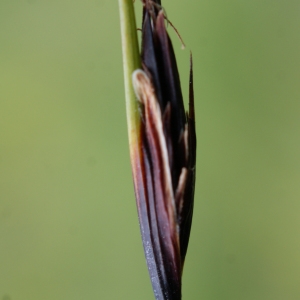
[130, 1, 196, 299]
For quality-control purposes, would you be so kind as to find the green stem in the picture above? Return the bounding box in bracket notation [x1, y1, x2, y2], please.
[118, 0, 141, 148]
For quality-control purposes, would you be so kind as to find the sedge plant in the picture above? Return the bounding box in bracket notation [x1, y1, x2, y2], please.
[118, 1, 196, 299]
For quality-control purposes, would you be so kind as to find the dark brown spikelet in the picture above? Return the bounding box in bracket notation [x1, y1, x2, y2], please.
[131, 1, 196, 299]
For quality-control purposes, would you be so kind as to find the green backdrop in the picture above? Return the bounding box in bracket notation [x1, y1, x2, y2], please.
[1, 1, 300, 299]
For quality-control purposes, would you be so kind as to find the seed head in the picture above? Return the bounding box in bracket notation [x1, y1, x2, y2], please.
[130, 1, 196, 299]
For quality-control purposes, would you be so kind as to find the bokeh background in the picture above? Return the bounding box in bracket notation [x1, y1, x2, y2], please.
[1, 0, 300, 299]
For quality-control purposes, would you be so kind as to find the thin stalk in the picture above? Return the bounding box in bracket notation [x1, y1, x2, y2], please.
[118, 0, 141, 157]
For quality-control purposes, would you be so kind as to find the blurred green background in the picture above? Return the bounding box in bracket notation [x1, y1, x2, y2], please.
[1, 0, 300, 299]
